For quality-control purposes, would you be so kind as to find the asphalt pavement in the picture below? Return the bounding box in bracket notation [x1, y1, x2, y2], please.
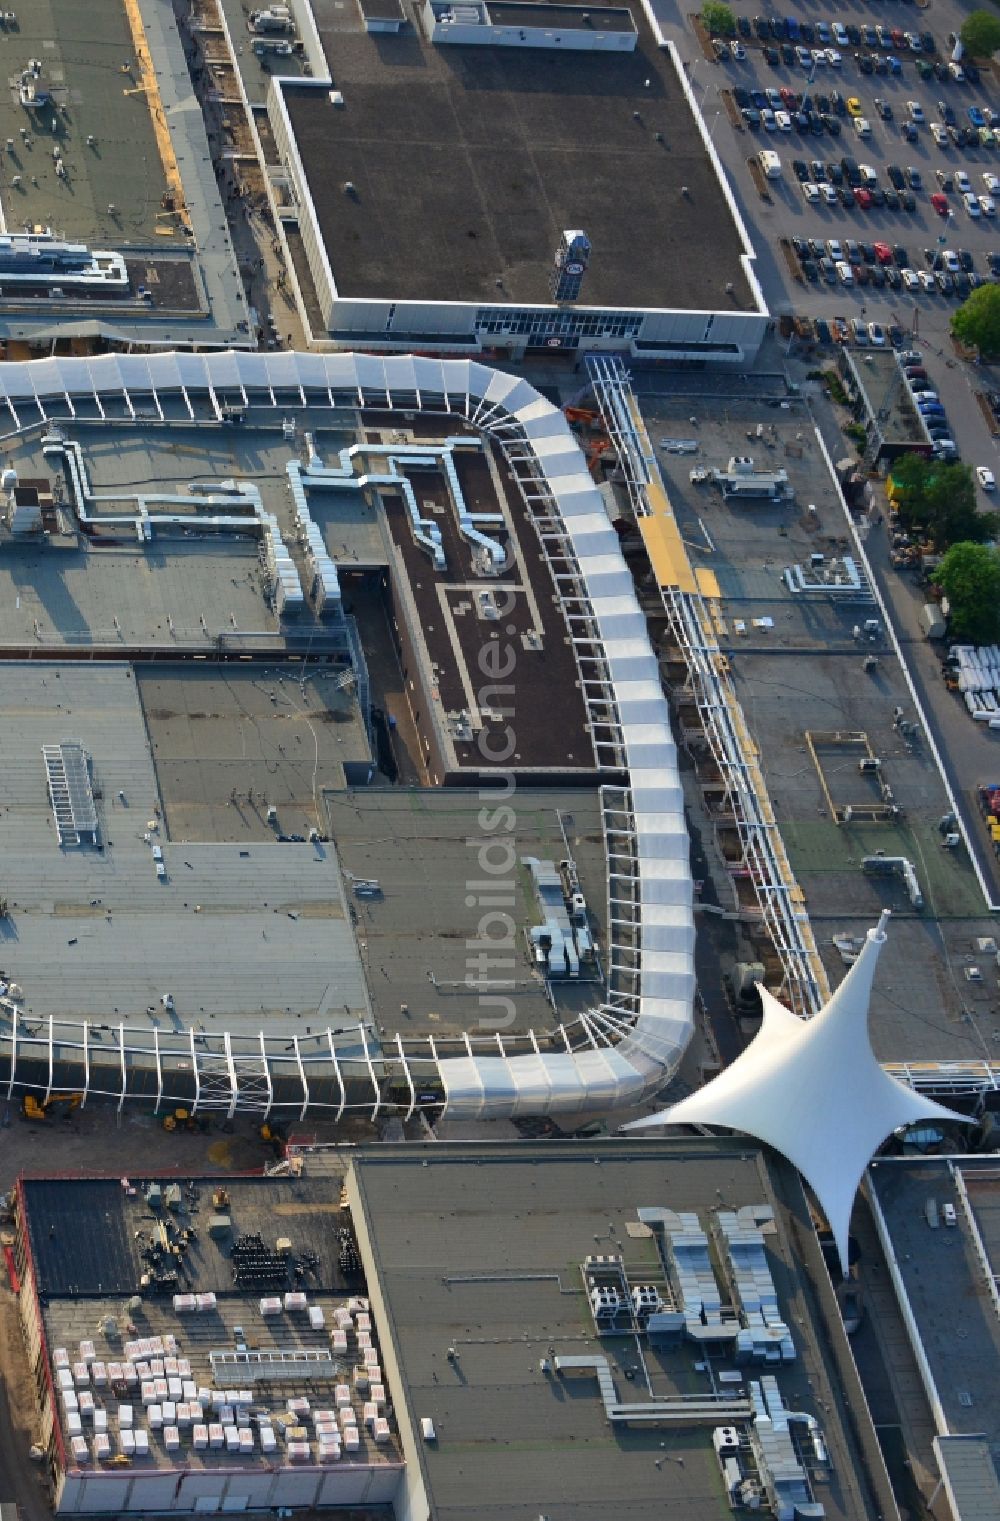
[651, 0, 1000, 347]
[803, 361, 1000, 907]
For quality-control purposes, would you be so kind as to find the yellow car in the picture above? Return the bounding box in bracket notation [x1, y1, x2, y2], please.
[846, 97, 863, 118]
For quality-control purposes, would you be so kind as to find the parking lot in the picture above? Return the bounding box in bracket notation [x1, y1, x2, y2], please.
[642, 1, 1000, 488]
[655, 1, 999, 338]
[730, 37, 999, 302]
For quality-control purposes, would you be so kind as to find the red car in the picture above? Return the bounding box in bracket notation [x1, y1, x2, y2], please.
[874, 241, 893, 264]
[854, 187, 873, 209]
[930, 192, 950, 217]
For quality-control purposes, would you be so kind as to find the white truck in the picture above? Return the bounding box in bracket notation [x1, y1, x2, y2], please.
[921, 602, 947, 640]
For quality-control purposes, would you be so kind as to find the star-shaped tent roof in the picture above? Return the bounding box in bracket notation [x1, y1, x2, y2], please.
[625, 913, 969, 1273]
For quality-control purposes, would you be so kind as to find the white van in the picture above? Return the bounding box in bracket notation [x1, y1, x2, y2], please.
[758, 150, 782, 179]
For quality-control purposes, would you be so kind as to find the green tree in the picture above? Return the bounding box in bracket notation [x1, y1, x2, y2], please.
[892, 457, 997, 549]
[960, 10, 1000, 58]
[952, 285, 1000, 357]
[936, 542, 1000, 643]
[702, 2, 736, 37]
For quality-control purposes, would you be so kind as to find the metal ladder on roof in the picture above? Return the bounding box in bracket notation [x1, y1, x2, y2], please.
[42, 745, 79, 846]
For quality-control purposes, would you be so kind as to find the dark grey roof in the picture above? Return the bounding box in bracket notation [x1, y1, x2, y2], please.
[934, 1436, 1000, 1521]
[284, 3, 753, 310]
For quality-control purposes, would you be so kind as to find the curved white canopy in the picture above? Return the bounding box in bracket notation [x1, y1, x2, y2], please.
[626, 913, 970, 1272]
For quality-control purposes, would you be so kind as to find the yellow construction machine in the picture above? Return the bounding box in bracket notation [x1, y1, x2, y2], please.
[21, 1093, 83, 1121]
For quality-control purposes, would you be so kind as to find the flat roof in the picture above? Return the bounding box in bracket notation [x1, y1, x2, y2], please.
[485, 2, 637, 33]
[324, 786, 609, 1036]
[0, 662, 369, 1030]
[0, 0, 250, 347]
[349, 1138, 887, 1521]
[284, 2, 754, 309]
[844, 351, 928, 448]
[934, 1437, 1000, 1521]
[0, 421, 367, 650]
[868, 1158, 1000, 1451]
[638, 386, 1000, 1060]
[20, 1174, 402, 1472]
[371, 427, 596, 773]
[22, 1174, 355, 1296]
[0, 0, 169, 248]
[358, 0, 407, 18]
[136, 665, 374, 841]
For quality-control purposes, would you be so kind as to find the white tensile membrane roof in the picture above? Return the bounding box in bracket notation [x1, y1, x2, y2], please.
[626, 912, 971, 1272]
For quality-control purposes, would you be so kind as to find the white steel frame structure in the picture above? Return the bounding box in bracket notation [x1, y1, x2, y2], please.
[0, 350, 696, 1121]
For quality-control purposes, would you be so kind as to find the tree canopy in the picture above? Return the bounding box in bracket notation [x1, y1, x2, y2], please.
[891, 455, 998, 549]
[936, 542, 1000, 644]
[702, 3, 736, 37]
[960, 11, 1000, 58]
[952, 284, 1000, 358]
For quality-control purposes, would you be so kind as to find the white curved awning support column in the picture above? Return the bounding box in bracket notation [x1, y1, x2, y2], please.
[626, 912, 972, 1273]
